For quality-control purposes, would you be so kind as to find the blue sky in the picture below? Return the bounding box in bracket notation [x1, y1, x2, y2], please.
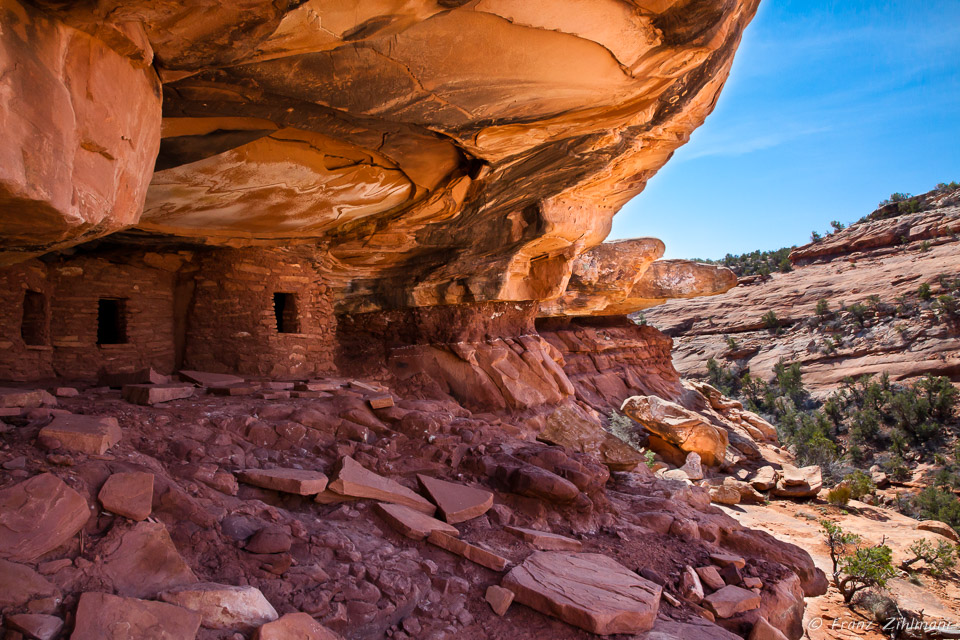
[609, 0, 960, 259]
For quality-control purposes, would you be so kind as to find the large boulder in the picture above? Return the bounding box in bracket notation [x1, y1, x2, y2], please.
[772, 465, 822, 499]
[0, 0, 161, 265]
[537, 402, 643, 471]
[621, 395, 728, 466]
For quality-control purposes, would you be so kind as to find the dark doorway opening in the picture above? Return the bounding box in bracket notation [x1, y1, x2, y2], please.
[273, 292, 300, 333]
[97, 298, 128, 345]
[21, 290, 47, 346]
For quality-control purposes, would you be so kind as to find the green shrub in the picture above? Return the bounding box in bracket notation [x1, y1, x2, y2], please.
[934, 294, 958, 319]
[902, 539, 957, 578]
[762, 310, 780, 331]
[822, 520, 896, 604]
[778, 257, 792, 273]
[831, 221, 846, 232]
[828, 485, 852, 507]
[811, 230, 823, 243]
[844, 470, 876, 499]
[914, 486, 960, 534]
[918, 283, 932, 300]
[725, 335, 740, 351]
[816, 298, 831, 316]
[847, 303, 868, 325]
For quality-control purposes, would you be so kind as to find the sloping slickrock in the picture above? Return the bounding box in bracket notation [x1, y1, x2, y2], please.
[101, 522, 197, 598]
[502, 552, 662, 635]
[504, 526, 583, 552]
[122, 383, 195, 405]
[328, 456, 435, 515]
[0, 473, 90, 561]
[0, 558, 59, 607]
[416, 474, 493, 524]
[255, 612, 343, 640]
[237, 468, 328, 496]
[536, 402, 643, 471]
[749, 617, 789, 640]
[4, 613, 63, 640]
[39, 415, 122, 455]
[621, 395, 728, 466]
[702, 585, 761, 619]
[427, 531, 510, 571]
[374, 502, 460, 541]
[160, 582, 279, 632]
[98, 471, 154, 521]
[645, 190, 960, 393]
[70, 592, 201, 640]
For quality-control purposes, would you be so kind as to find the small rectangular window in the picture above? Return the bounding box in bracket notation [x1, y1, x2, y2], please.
[21, 290, 47, 346]
[97, 298, 128, 345]
[273, 292, 300, 334]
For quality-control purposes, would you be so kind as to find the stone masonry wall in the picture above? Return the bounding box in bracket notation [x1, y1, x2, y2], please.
[0, 251, 178, 381]
[183, 248, 337, 379]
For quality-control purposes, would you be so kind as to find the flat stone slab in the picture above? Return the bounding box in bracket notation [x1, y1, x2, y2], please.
[179, 370, 245, 386]
[329, 457, 435, 515]
[101, 522, 197, 598]
[0, 558, 59, 608]
[294, 381, 340, 392]
[417, 474, 493, 523]
[262, 381, 295, 390]
[0, 473, 90, 562]
[71, 592, 201, 640]
[504, 526, 583, 551]
[710, 553, 746, 569]
[5, 613, 63, 640]
[696, 565, 726, 591]
[99, 471, 154, 521]
[255, 612, 343, 639]
[702, 585, 761, 618]
[39, 414, 121, 454]
[368, 395, 394, 409]
[160, 582, 278, 632]
[375, 502, 460, 541]
[0, 387, 44, 408]
[122, 383, 194, 405]
[52, 387, 79, 397]
[238, 468, 328, 495]
[427, 531, 509, 571]
[502, 552, 662, 635]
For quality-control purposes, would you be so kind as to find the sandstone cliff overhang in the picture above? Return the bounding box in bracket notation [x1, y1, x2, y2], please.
[1, 0, 760, 312]
[540, 241, 738, 317]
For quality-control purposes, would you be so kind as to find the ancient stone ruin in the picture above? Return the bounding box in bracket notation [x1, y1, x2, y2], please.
[0, 2, 832, 639]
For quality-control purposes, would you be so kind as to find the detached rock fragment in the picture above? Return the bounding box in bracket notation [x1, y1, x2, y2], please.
[39, 415, 121, 455]
[502, 552, 661, 635]
[71, 592, 201, 640]
[0, 473, 89, 561]
[160, 582, 279, 632]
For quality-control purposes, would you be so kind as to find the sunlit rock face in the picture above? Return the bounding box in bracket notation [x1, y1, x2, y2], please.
[3, 0, 759, 310]
[540, 243, 738, 317]
[0, 0, 161, 266]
